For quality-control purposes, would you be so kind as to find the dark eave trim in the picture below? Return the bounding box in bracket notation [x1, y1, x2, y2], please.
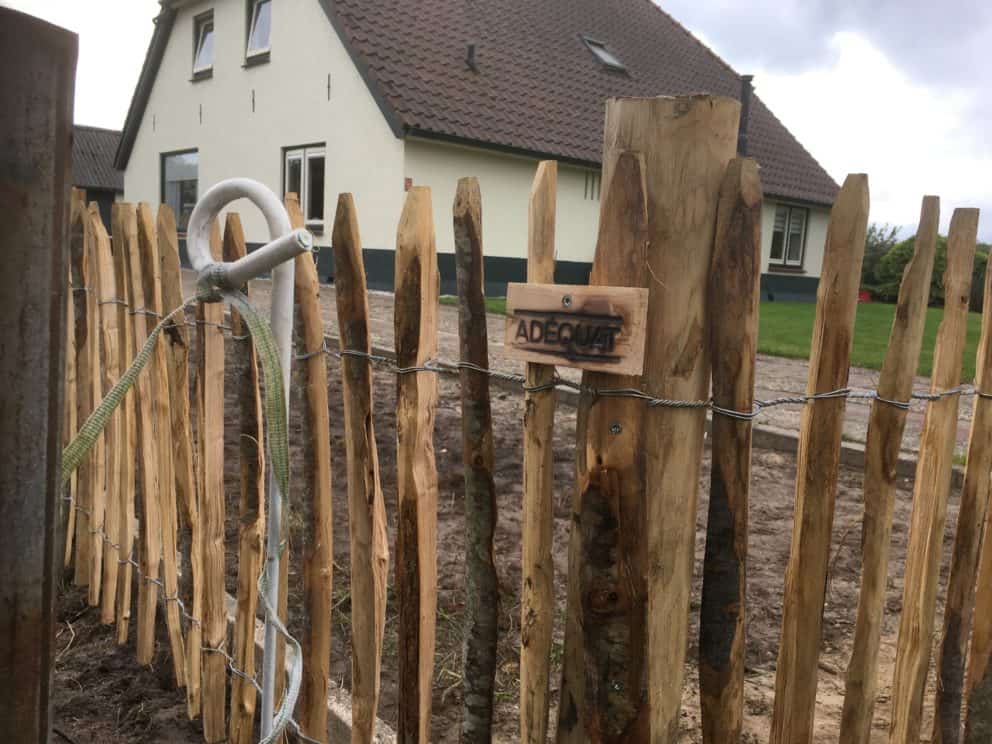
[114, 6, 177, 170]
[315, 0, 406, 140]
[405, 127, 602, 171]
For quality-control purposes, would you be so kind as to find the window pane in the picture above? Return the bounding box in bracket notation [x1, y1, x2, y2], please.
[307, 155, 325, 222]
[770, 205, 788, 261]
[787, 209, 806, 263]
[286, 157, 302, 200]
[194, 22, 214, 70]
[163, 152, 199, 233]
[248, 0, 272, 54]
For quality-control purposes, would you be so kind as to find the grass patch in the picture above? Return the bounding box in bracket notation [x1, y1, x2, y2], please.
[441, 295, 982, 380]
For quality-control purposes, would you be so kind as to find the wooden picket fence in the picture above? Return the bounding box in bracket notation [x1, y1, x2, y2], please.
[60, 93, 992, 744]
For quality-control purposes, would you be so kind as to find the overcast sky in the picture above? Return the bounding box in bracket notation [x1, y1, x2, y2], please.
[4, 0, 989, 240]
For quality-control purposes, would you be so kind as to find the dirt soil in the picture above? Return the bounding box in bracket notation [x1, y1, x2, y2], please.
[53, 339, 962, 743]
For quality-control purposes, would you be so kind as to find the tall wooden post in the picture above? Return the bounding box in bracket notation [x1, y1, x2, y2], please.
[565, 94, 739, 743]
[453, 177, 499, 742]
[888, 208, 980, 743]
[699, 157, 762, 744]
[395, 186, 440, 743]
[0, 8, 75, 740]
[558, 151, 651, 741]
[332, 194, 390, 744]
[770, 175, 870, 744]
[520, 161, 558, 744]
[840, 196, 940, 744]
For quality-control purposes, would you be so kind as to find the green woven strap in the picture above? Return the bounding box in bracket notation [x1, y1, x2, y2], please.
[61, 289, 299, 744]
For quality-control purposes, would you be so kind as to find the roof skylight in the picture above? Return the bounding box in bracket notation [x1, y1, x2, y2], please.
[583, 37, 625, 71]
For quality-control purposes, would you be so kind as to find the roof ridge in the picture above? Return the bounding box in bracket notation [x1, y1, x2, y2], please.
[74, 124, 122, 135]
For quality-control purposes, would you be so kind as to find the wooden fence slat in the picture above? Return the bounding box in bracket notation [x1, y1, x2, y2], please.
[222, 213, 266, 744]
[936, 225, 992, 744]
[453, 177, 499, 742]
[124, 201, 163, 665]
[840, 196, 940, 744]
[113, 203, 139, 644]
[158, 203, 202, 716]
[770, 174, 870, 744]
[332, 193, 389, 744]
[92, 205, 122, 621]
[285, 194, 334, 743]
[71, 192, 100, 588]
[592, 94, 740, 743]
[83, 206, 108, 604]
[699, 157, 762, 744]
[395, 186, 440, 743]
[559, 151, 651, 740]
[199, 219, 227, 743]
[888, 207, 980, 743]
[62, 188, 85, 569]
[138, 203, 186, 685]
[520, 160, 558, 744]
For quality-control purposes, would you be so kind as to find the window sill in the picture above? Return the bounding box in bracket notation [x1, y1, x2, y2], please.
[190, 68, 213, 83]
[243, 51, 270, 68]
[767, 264, 807, 275]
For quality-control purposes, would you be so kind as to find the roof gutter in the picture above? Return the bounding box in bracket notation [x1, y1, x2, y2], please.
[114, 5, 177, 170]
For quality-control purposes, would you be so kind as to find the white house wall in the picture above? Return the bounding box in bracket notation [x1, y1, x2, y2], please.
[405, 138, 600, 266]
[123, 0, 405, 251]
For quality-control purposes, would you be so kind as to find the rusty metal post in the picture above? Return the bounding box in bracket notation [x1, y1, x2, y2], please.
[0, 8, 77, 741]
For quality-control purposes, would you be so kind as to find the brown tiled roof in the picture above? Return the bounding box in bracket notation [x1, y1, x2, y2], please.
[323, 0, 839, 206]
[74, 125, 124, 192]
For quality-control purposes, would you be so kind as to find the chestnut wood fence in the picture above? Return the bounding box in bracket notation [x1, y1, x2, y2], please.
[60, 94, 992, 744]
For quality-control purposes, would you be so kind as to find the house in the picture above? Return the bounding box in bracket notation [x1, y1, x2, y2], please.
[74, 125, 124, 229]
[116, 0, 839, 301]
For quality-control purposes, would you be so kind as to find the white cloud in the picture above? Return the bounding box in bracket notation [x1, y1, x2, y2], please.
[751, 31, 990, 239]
[1, 0, 159, 129]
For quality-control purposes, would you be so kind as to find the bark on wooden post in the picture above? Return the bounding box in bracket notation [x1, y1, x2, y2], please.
[158, 204, 201, 715]
[138, 203, 186, 686]
[63, 188, 86, 570]
[520, 160, 558, 744]
[123, 202, 163, 667]
[565, 94, 739, 744]
[840, 196, 940, 744]
[332, 194, 390, 744]
[113, 203, 139, 644]
[286, 194, 335, 743]
[198, 220, 227, 743]
[0, 11, 74, 737]
[92, 205, 122, 621]
[81, 207, 108, 607]
[453, 177, 499, 742]
[62, 253, 78, 569]
[395, 186, 440, 743]
[770, 174, 870, 744]
[558, 151, 650, 742]
[699, 157, 762, 744]
[221, 213, 265, 744]
[888, 208, 980, 743]
[936, 238, 992, 744]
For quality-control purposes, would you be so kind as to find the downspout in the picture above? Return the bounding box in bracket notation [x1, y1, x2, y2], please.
[738, 74, 754, 156]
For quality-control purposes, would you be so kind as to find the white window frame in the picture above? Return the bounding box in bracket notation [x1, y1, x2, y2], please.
[770, 204, 808, 268]
[193, 13, 215, 74]
[246, 0, 272, 59]
[284, 145, 326, 230]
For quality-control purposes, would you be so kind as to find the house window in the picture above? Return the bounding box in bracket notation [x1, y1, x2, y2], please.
[584, 171, 601, 201]
[770, 204, 808, 267]
[284, 145, 325, 229]
[161, 150, 199, 234]
[246, 0, 272, 60]
[582, 37, 625, 71]
[193, 12, 214, 78]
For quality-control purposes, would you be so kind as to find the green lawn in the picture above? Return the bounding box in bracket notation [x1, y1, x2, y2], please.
[441, 296, 983, 380]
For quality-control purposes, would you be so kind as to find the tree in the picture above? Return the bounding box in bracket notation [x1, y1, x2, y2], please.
[873, 234, 989, 311]
[862, 223, 900, 292]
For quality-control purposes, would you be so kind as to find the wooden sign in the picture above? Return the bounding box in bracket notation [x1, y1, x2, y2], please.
[504, 283, 648, 375]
